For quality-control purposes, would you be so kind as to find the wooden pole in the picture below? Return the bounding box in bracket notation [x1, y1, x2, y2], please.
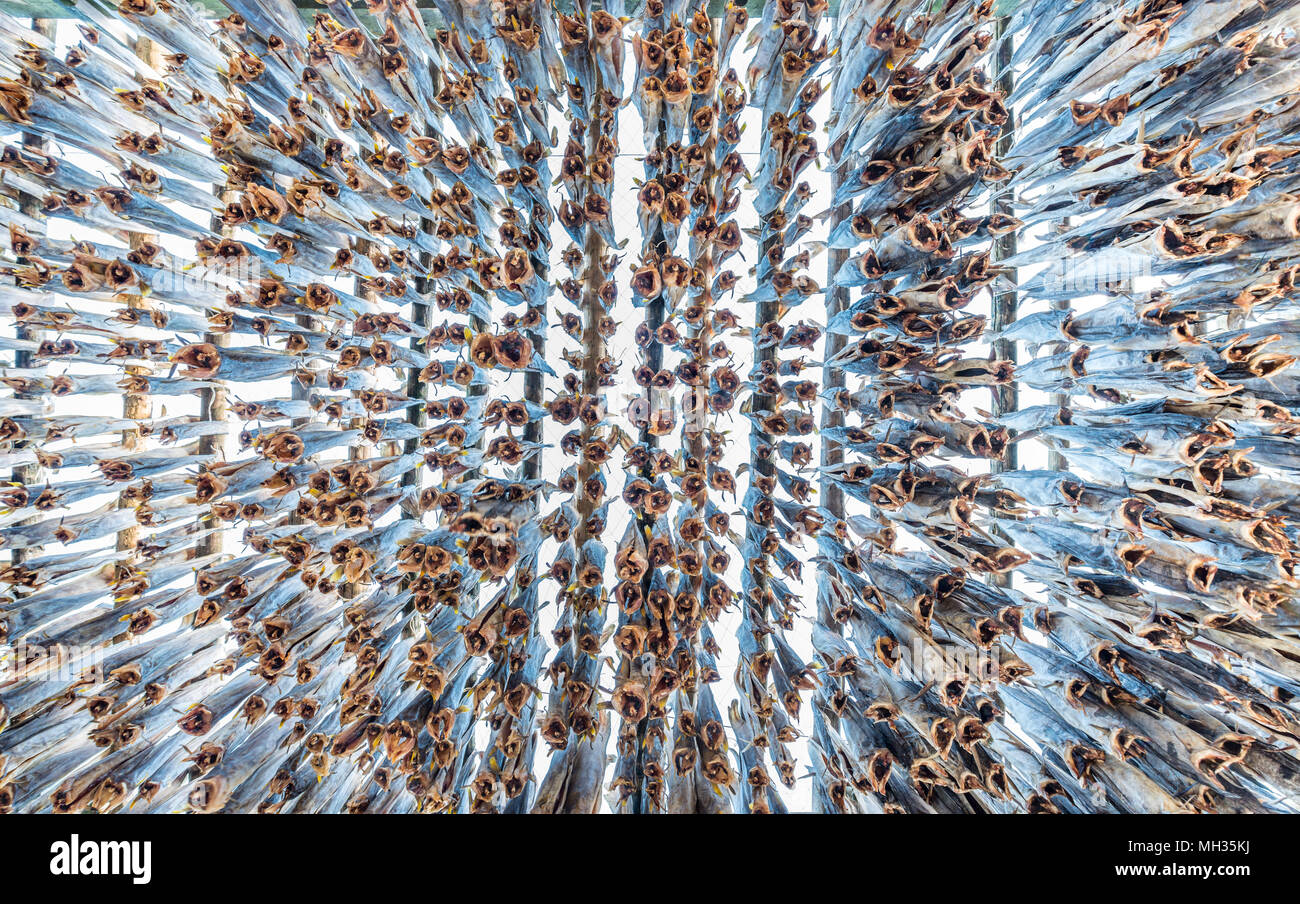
[989, 17, 1018, 475]
[989, 16, 1018, 589]
[573, 229, 606, 550]
[401, 195, 432, 504]
[821, 134, 850, 524]
[1047, 218, 1070, 472]
[116, 35, 161, 555]
[9, 18, 56, 577]
[629, 55, 671, 815]
[196, 196, 233, 557]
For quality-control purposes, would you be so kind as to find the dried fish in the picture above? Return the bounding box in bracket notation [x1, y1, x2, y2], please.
[0, 0, 1298, 816]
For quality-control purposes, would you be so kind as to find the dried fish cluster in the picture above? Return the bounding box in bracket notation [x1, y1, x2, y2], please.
[1, 0, 1299, 814]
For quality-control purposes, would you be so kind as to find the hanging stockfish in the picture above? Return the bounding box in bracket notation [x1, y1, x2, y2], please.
[733, 0, 827, 813]
[811, 0, 1035, 813]
[529, 0, 626, 814]
[616, 0, 754, 814]
[609, 0, 674, 813]
[2, 0, 1300, 816]
[972, 0, 1300, 814]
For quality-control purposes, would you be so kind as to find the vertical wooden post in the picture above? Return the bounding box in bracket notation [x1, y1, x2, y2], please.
[571, 79, 608, 553]
[1047, 219, 1070, 472]
[521, 228, 546, 486]
[290, 308, 316, 429]
[288, 310, 316, 530]
[746, 230, 780, 619]
[990, 17, 1018, 471]
[629, 58, 671, 814]
[195, 344, 229, 556]
[821, 134, 850, 523]
[1045, 308, 1069, 471]
[989, 16, 1018, 589]
[197, 189, 232, 557]
[573, 229, 606, 549]
[350, 236, 377, 469]
[9, 18, 57, 576]
[402, 214, 432, 503]
[338, 238, 379, 601]
[116, 35, 161, 555]
[290, 104, 327, 517]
